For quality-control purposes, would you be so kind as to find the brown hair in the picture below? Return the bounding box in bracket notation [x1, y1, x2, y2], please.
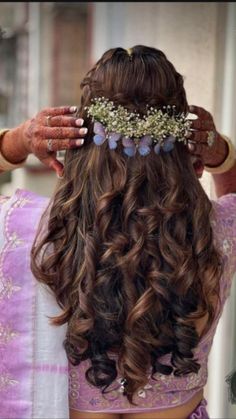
[31, 46, 222, 403]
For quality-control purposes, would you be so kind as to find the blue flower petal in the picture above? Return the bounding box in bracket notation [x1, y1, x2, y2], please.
[94, 121, 105, 135]
[93, 134, 106, 145]
[138, 146, 151, 156]
[139, 135, 152, 147]
[162, 135, 175, 152]
[122, 137, 133, 147]
[154, 143, 161, 154]
[109, 132, 121, 142]
[123, 146, 136, 157]
[162, 141, 175, 152]
[108, 138, 118, 149]
[166, 135, 176, 142]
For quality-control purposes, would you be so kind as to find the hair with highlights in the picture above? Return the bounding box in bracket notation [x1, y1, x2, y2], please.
[31, 46, 222, 403]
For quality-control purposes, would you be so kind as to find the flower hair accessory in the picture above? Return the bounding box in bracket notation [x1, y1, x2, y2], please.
[85, 97, 191, 156]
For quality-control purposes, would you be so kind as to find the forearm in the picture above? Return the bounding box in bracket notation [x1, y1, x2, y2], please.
[0, 125, 29, 164]
[212, 162, 236, 198]
[205, 135, 236, 198]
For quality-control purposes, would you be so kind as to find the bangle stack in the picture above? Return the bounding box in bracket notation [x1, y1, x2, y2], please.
[0, 129, 27, 171]
[204, 135, 236, 174]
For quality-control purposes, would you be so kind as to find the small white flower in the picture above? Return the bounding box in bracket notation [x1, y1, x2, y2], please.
[137, 389, 146, 398]
[222, 239, 232, 254]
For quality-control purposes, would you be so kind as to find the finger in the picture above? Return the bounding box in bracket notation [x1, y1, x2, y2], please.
[187, 141, 204, 155]
[187, 141, 206, 156]
[41, 155, 64, 177]
[188, 105, 212, 120]
[47, 138, 85, 152]
[188, 118, 215, 131]
[36, 138, 84, 154]
[40, 127, 87, 139]
[187, 132, 209, 155]
[39, 106, 78, 117]
[46, 116, 84, 128]
[186, 130, 208, 144]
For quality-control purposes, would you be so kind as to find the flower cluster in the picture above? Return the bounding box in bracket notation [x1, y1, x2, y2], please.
[85, 97, 191, 156]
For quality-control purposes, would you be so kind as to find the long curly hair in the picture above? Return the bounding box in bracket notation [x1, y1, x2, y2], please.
[31, 46, 222, 403]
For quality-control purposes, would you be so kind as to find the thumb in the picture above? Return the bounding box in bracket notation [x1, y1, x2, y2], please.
[41, 155, 64, 177]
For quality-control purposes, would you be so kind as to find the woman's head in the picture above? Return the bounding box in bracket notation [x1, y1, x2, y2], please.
[80, 45, 188, 119]
[31, 46, 222, 403]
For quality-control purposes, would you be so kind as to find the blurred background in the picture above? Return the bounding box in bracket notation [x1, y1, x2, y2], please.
[0, 2, 235, 418]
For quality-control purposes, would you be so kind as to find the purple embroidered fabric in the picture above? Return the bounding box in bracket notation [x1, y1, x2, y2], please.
[188, 398, 209, 419]
[0, 189, 235, 417]
[0, 190, 49, 418]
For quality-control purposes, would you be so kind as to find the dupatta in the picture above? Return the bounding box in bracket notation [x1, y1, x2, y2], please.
[0, 189, 69, 418]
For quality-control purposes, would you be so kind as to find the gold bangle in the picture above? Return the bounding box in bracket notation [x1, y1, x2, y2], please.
[204, 135, 236, 174]
[0, 129, 27, 171]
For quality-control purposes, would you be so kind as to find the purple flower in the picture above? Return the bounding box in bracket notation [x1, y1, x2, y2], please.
[162, 135, 176, 152]
[93, 134, 106, 145]
[93, 122, 122, 149]
[154, 143, 161, 154]
[138, 135, 152, 156]
[94, 121, 105, 135]
[122, 135, 153, 157]
[93, 121, 106, 146]
[108, 132, 121, 149]
[122, 137, 136, 156]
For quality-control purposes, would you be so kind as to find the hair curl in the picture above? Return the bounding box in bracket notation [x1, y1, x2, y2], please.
[31, 46, 222, 404]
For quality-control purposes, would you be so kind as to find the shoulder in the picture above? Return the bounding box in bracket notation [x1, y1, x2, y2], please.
[211, 194, 236, 298]
[0, 188, 50, 244]
[15, 188, 50, 207]
[211, 193, 236, 236]
[211, 193, 236, 218]
[0, 188, 50, 212]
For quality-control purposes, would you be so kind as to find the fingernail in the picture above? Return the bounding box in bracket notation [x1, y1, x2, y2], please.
[76, 138, 84, 146]
[80, 127, 88, 135]
[75, 118, 84, 126]
[57, 172, 64, 179]
[188, 143, 195, 151]
[70, 106, 77, 113]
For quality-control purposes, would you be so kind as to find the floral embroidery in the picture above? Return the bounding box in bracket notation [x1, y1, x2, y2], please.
[222, 239, 232, 254]
[17, 197, 33, 208]
[0, 278, 21, 301]
[0, 322, 18, 345]
[137, 384, 153, 399]
[0, 190, 48, 417]
[0, 373, 18, 390]
[89, 398, 101, 406]
[8, 232, 24, 248]
[116, 378, 127, 394]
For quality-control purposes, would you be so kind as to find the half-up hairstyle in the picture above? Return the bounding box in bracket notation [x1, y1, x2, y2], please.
[31, 45, 222, 403]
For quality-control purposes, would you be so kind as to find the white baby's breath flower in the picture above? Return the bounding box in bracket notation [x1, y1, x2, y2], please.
[86, 97, 190, 146]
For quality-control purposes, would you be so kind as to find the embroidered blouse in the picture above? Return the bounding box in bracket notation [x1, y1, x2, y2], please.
[0, 189, 235, 417]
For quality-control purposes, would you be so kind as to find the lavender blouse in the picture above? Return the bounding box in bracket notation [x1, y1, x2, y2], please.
[0, 189, 235, 417]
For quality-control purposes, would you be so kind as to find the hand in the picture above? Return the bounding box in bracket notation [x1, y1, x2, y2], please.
[4, 106, 86, 177]
[187, 105, 228, 177]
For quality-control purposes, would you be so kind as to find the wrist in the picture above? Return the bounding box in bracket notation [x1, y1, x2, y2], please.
[204, 135, 236, 174]
[2, 125, 30, 163]
[204, 133, 228, 167]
